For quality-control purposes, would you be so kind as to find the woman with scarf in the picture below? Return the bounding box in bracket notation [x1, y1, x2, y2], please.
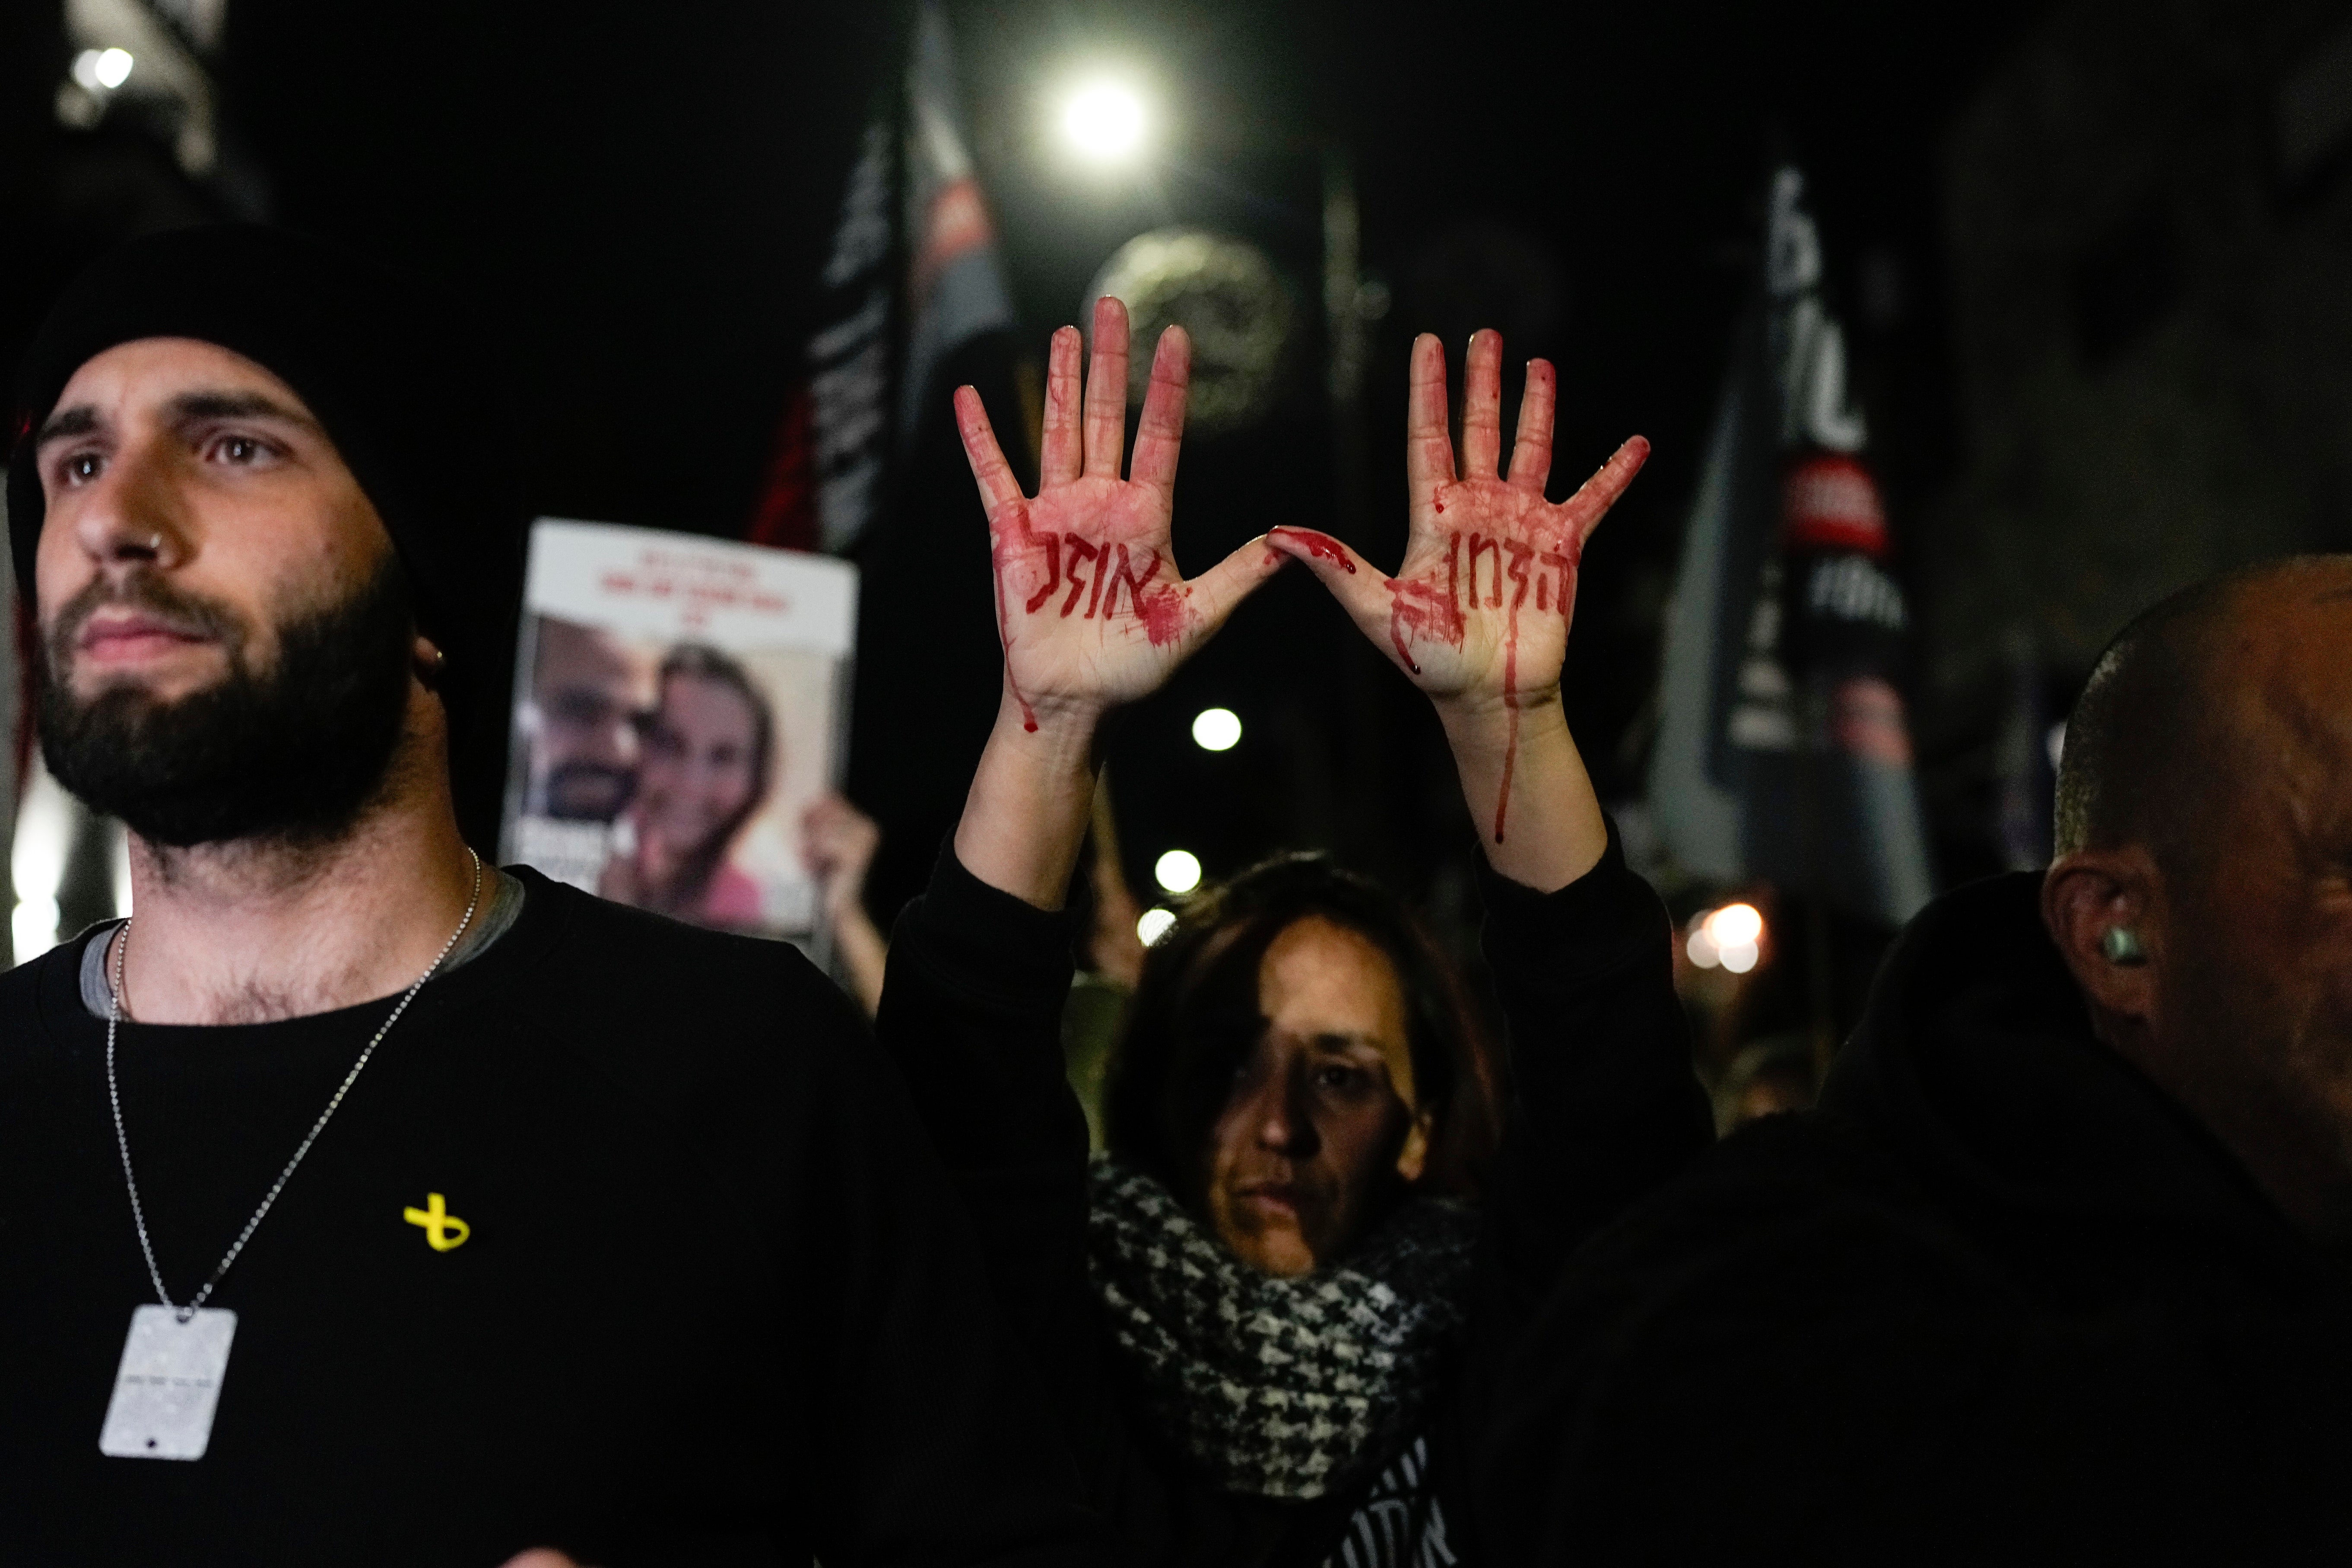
[878, 299, 1712, 1566]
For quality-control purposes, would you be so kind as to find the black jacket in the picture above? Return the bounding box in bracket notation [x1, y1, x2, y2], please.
[879, 832, 1711, 1566]
[0, 869, 1105, 1567]
[1470, 871, 2352, 1564]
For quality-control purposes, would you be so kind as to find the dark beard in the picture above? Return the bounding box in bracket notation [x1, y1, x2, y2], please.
[38, 556, 418, 849]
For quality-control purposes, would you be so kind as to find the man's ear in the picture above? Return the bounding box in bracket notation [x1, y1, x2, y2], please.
[413, 634, 447, 691]
[2041, 845, 2163, 1030]
[1394, 1108, 1434, 1185]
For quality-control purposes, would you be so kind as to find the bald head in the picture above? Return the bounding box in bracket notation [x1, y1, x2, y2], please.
[2042, 555, 2352, 1241]
[2054, 555, 2352, 874]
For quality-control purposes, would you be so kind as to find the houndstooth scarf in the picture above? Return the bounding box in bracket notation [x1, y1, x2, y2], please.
[1086, 1157, 1477, 1503]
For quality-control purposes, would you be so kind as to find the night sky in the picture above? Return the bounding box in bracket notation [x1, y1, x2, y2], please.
[3, 0, 2050, 925]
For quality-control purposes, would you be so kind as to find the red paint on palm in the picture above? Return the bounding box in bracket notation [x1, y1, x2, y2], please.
[1138, 581, 1190, 646]
[954, 307, 1247, 734]
[996, 524, 1198, 698]
[1058, 536, 1099, 616]
[987, 502, 1051, 731]
[1364, 335, 1646, 847]
[1095, 544, 1158, 622]
[1493, 531, 1588, 842]
[1383, 534, 1465, 676]
[1022, 533, 1062, 614]
[1377, 522, 1591, 839]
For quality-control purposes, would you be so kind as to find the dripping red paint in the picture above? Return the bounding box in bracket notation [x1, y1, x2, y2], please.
[1269, 527, 1357, 573]
[987, 506, 1043, 730]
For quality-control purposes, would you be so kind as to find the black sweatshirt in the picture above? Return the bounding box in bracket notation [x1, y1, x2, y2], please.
[0, 866, 1105, 1568]
[876, 829, 1713, 1566]
[1470, 871, 2352, 1563]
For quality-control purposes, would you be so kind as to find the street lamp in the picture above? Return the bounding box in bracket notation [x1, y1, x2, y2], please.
[1059, 79, 1147, 165]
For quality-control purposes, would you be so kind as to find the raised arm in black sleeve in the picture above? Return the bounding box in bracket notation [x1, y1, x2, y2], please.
[873, 842, 1111, 1473]
[1471, 819, 1714, 1312]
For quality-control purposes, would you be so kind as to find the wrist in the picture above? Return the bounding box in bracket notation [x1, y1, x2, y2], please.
[992, 689, 1105, 770]
[1435, 685, 1564, 741]
[958, 690, 1104, 910]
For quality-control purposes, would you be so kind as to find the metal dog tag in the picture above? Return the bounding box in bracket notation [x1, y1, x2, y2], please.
[98, 1305, 237, 1460]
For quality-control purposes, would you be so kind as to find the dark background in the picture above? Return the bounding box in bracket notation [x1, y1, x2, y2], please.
[13, 0, 2352, 1009]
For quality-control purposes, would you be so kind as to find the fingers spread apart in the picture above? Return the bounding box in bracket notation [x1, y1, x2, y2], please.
[1556, 435, 1652, 543]
[1460, 329, 1506, 478]
[1084, 295, 1130, 479]
[1405, 333, 1457, 499]
[1040, 325, 1083, 488]
[1508, 359, 1557, 494]
[954, 385, 1023, 518]
[1129, 326, 1190, 497]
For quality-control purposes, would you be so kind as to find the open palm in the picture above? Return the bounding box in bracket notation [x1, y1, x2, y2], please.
[955, 297, 1279, 730]
[1270, 330, 1647, 710]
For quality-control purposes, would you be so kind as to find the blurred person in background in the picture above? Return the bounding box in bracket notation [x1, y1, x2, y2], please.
[598, 643, 771, 927]
[879, 300, 1711, 1565]
[1470, 557, 2352, 1561]
[0, 226, 1107, 1568]
[521, 617, 650, 823]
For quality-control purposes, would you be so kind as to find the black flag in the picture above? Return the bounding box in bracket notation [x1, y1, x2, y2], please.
[1648, 165, 1933, 929]
[745, 0, 1028, 917]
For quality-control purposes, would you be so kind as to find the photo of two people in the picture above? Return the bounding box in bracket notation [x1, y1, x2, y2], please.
[502, 521, 858, 943]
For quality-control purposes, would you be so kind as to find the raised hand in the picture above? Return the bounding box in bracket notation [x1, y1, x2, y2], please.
[955, 296, 1281, 732]
[1268, 330, 1646, 875]
[800, 792, 881, 919]
[950, 298, 1282, 909]
[1271, 330, 1644, 710]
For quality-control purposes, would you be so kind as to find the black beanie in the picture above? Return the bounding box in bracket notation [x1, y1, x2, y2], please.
[7, 224, 526, 850]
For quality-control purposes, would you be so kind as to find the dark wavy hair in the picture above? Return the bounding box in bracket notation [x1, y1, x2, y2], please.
[1101, 853, 1499, 1218]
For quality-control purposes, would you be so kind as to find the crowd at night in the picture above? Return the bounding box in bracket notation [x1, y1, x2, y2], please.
[3, 0, 2352, 1562]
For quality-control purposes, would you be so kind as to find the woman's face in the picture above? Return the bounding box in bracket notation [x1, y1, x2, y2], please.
[1200, 916, 1432, 1277]
[635, 673, 760, 859]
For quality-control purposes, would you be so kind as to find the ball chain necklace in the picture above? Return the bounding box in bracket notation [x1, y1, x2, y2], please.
[95, 848, 484, 1460]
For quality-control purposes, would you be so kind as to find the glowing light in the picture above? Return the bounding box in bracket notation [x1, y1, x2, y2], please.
[1685, 901, 1767, 975]
[1191, 708, 1242, 751]
[11, 895, 59, 963]
[1136, 907, 1177, 946]
[1154, 849, 1202, 894]
[75, 47, 136, 89]
[1706, 902, 1764, 948]
[1060, 80, 1146, 163]
[112, 826, 133, 917]
[10, 762, 76, 963]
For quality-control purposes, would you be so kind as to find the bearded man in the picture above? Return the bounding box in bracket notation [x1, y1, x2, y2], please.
[0, 227, 1101, 1567]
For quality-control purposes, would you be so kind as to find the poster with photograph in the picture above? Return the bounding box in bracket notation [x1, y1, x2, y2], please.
[501, 520, 858, 946]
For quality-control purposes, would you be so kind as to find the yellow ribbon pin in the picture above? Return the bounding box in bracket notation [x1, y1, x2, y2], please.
[402, 1192, 471, 1252]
